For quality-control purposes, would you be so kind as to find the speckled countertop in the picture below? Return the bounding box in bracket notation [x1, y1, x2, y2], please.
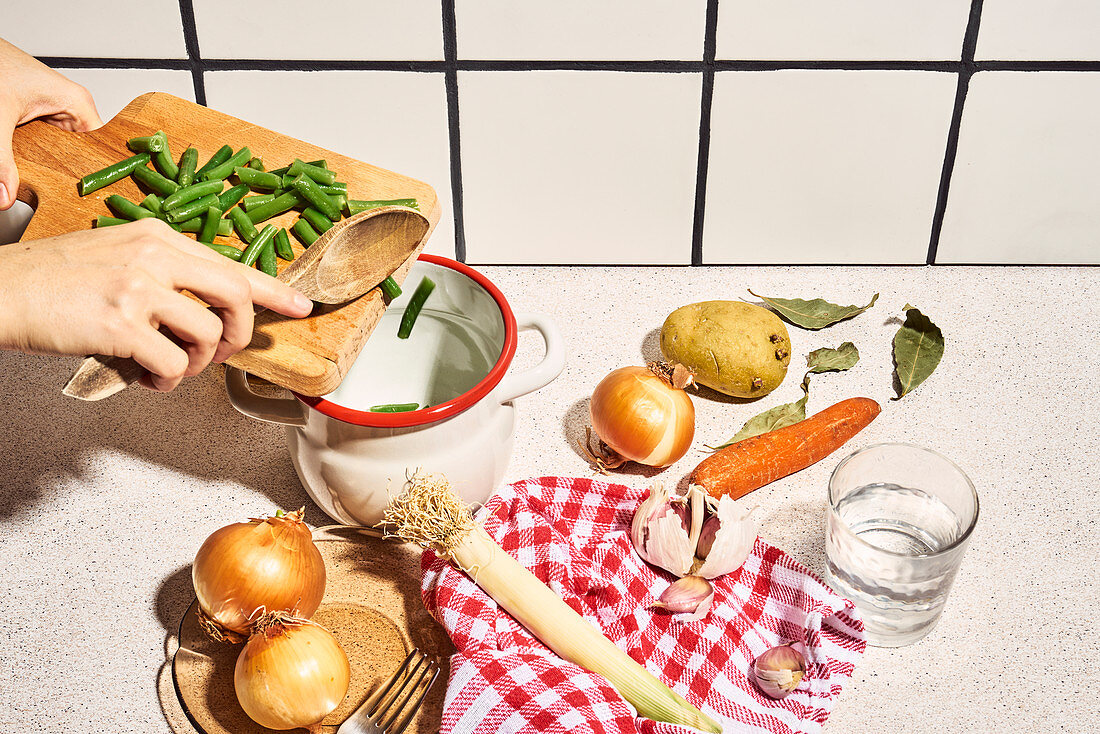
[0, 265, 1096, 733]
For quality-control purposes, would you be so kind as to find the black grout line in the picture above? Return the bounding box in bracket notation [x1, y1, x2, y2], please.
[203, 59, 446, 72]
[690, 0, 720, 266]
[177, 0, 206, 105]
[37, 57, 192, 70]
[926, 0, 985, 265]
[442, 0, 466, 263]
[40, 56, 1100, 75]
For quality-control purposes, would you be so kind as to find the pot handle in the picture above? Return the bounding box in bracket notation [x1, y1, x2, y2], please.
[224, 366, 308, 427]
[495, 311, 566, 404]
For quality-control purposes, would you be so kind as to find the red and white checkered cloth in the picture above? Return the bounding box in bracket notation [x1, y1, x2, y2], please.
[420, 476, 865, 734]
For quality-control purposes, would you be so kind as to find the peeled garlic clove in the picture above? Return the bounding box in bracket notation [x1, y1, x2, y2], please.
[653, 575, 714, 622]
[752, 642, 806, 699]
[695, 492, 757, 580]
[631, 483, 695, 576]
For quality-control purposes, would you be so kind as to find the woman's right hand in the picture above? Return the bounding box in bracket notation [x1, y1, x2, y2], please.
[0, 218, 314, 391]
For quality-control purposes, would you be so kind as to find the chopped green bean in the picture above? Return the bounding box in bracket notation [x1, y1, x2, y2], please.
[165, 193, 220, 223]
[288, 158, 336, 185]
[241, 225, 277, 267]
[95, 216, 129, 228]
[203, 242, 244, 261]
[246, 191, 301, 224]
[317, 182, 347, 195]
[163, 179, 224, 212]
[176, 147, 198, 187]
[106, 194, 156, 221]
[241, 194, 277, 211]
[132, 164, 180, 196]
[180, 217, 233, 236]
[248, 157, 265, 171]
[228, 207, 260, 243]
[274, 228, 294, 261]
[397, 277, 435, 339]
[79, 153, 151, 195]
[198, 206, 223, 244]
[369, 403, 419, 413]
[152, 144, 178, 180]
[379, 276, 402, 301]
[199, 147, 251, 182]
[290, 174, 341, 221]
[258, 236, 277, 276]
[196, 145, 233, 177]
[290, 218, 320, 247]
[234, 166, 281, 191]
[346, 198, 419, 216]
[139, 194, 164, 216]
[301, 206, 334, 233]
[330, 193, 347, 214]
[218, 183, 250, 211]
[127, 131, 167, 154]
[270, 159, 326, 176]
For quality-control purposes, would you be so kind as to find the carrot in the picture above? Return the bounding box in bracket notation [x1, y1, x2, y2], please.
[691, 397, 881, 500]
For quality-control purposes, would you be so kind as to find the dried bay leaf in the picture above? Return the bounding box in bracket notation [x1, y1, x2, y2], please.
[892, 304, 944, 400]
[807, 341, 859, 373]
[709, 375, 810, 449]
[748, 290, 879, 330]
[710, 341, 861, 449]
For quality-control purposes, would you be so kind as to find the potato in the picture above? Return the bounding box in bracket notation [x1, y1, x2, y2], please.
[660, 301, 791, 398]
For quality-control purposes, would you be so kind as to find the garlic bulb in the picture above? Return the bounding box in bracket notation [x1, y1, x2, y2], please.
[631, 484, 756, 581]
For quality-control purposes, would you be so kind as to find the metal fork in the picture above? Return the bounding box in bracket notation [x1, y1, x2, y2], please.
[338, 647, 441, 734]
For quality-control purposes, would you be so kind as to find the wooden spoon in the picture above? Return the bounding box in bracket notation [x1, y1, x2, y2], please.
[62, 206, 430, 401]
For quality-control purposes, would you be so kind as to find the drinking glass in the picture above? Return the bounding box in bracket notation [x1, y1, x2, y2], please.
[824, 443, 979, 647]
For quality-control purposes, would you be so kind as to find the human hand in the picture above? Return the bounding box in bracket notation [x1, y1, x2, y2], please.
[0, 219, 314, 391]
[0, 37, 102, 210]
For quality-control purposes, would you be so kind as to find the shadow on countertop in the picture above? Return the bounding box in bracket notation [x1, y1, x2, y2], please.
[0, 349, 321, 521]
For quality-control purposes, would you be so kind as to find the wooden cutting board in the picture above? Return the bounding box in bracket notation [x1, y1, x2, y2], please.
[10, 92, 440, 396]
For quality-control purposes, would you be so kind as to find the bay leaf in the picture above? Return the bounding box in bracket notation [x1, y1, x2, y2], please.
[748, 290, 879, 330]
[709, 374, 810, 449]
[892, 304, 944, 400]
[807, 341, 860, 373]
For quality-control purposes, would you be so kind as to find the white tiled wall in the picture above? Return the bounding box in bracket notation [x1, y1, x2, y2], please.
[204, 71, 455, 259]
[459, 72, 700, 264]
[4, 1, 1100, 263]
[716, 1, 972, 61]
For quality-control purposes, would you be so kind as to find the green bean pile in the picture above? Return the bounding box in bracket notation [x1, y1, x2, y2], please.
[79, 129, 418, 290]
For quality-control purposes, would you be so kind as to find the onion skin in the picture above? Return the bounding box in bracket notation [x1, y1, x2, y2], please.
[192, 510, 326, 636]
[235, 615, 350, 732]
[590, 365, 695, 468]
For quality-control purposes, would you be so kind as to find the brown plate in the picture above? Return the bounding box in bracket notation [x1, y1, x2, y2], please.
[172, 527, 453, 734]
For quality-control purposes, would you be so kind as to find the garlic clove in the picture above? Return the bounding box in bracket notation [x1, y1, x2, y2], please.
[631, 483, 695, 577]
[695, 492, 758, 580]
[696, 515, 719, 559]
[752, 642, 807, 699]
[653, 575, 714, 622]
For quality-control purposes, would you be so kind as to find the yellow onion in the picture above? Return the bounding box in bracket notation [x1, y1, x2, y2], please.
[192, 509, 326, 640]
[586, 362, 695, 469]
[235, 612, 350, 733]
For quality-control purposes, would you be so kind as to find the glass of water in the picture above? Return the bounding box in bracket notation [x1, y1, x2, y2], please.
[824, 443, 979, 647]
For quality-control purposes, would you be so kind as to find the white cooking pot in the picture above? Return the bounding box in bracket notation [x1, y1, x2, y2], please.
[226, 254, 565, 526]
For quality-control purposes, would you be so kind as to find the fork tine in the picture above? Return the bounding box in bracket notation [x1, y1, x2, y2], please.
[386, 657, 441, 734]
[377, 655, 434, 732]
[364, 648, 421, 719]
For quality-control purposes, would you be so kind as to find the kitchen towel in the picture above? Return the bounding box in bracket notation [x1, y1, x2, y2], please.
[421, 476, 865, 734]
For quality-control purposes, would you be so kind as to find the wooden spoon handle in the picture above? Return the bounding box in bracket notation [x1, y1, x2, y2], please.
[63, 355, 145, 401]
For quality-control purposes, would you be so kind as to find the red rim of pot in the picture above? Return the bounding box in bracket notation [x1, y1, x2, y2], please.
[294, 254, 519, 427]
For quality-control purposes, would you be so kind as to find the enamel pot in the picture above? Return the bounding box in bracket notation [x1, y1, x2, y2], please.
[226, 254, 565, 526]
